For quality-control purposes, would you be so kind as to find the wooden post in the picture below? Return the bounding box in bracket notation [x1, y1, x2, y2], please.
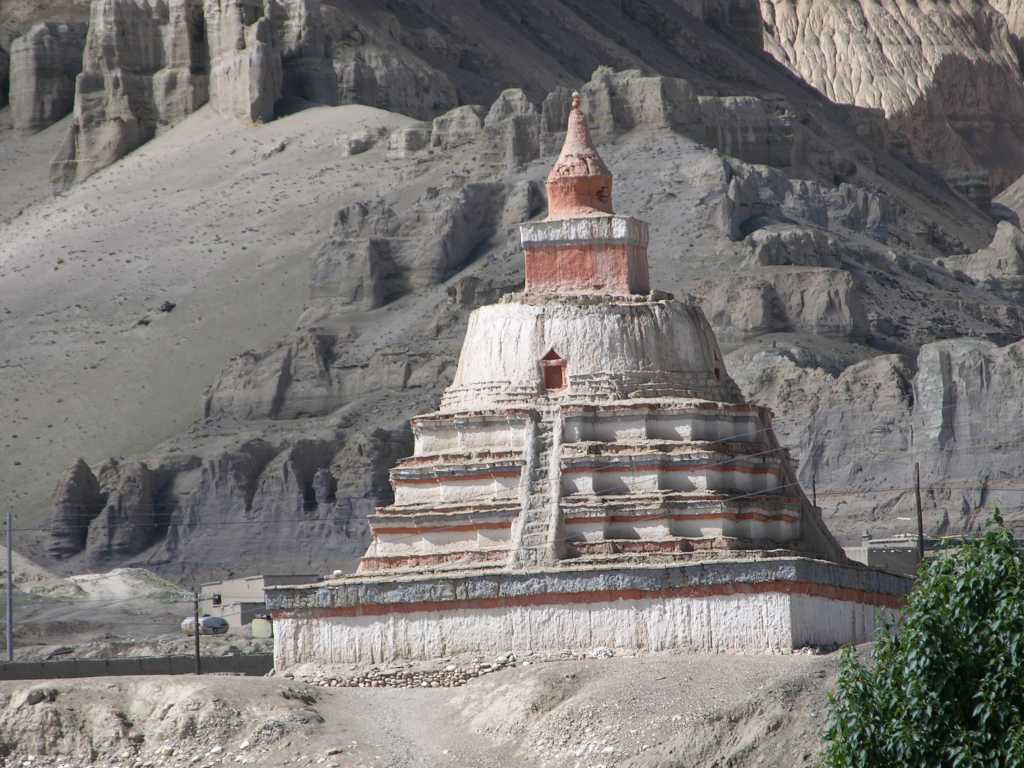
[5, 509, 12, 662]
[915, 462, 925, 562]
[193, 589, 202, 675]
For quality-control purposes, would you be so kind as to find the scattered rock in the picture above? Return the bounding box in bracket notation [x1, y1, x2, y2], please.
[339, 129, 377, 156]
[25, 688, 57, 706]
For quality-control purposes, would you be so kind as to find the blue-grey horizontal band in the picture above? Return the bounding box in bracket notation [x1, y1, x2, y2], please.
[266, 557, 912, 610]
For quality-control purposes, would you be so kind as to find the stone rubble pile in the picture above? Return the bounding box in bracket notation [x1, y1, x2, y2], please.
[289, 649, 624, 689]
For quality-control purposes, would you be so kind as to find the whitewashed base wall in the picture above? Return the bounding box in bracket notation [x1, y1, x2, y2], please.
[274, 593, 896, 668]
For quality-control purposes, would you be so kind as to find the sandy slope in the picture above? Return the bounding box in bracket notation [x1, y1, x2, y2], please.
[0, 109, 68, 222]
[0, 104, 412, 555]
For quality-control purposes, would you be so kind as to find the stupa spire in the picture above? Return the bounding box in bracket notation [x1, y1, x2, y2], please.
[546, 92, 614, 220]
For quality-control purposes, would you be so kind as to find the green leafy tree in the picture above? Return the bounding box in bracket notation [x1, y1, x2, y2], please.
[824, 512, 1024, 767]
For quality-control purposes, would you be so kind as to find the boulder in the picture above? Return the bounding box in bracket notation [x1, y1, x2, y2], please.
[204, 0, 281, 123]
[50, 0, 210, 188]
[309, 199, 402, 309]
[339, 128, 378, 156]
[9, 22, 87, 132]
[47, 459, 104, 559]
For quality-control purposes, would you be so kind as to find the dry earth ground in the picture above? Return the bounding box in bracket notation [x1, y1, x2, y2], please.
[0, 651, 836, 768]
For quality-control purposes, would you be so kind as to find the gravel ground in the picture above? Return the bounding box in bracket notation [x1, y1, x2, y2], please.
[0, 649, 840, 768]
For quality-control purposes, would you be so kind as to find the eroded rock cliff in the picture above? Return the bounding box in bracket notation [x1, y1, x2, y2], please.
[35, 61, 1024, 574]
[9, 22, 86, 132]
[50, 0, 210, 188]
[3, 1, 1024, 578]
[760, 0, 1024, 201]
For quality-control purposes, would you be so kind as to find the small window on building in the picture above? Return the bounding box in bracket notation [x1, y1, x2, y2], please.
[541, 349, 568, 391]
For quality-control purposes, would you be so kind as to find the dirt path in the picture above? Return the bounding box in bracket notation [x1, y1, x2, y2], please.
[0, 651, 839, 767]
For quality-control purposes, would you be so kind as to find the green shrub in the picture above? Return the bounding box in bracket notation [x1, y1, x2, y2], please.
[824, 512, 1024, 767]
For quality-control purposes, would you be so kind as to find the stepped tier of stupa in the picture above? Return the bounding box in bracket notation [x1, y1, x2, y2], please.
[268, 95, 911, 668]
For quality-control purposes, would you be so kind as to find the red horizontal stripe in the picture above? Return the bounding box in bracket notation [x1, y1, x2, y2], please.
[562, 462, 781, 476]
[563, 511, 799, 525]
[371, 521, 512, 535]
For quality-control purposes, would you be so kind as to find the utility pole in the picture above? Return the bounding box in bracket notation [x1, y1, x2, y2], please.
[5, 509, 12, 662]
[192, 588, 202, 675]
[915, 462, 925, 562]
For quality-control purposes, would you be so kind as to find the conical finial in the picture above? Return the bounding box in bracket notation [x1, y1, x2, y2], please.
[546, 91, 614, 220]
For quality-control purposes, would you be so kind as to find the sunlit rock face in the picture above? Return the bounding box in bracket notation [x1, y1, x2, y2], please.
[759, 0, 1024, 202]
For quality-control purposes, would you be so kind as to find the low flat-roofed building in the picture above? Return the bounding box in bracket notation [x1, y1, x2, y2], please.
[200, 574, 319, 631]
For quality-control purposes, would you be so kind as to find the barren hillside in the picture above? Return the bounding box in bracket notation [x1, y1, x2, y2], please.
[1, 1, 1023, 581]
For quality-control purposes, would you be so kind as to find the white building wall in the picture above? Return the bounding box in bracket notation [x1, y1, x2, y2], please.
[274, 592, 798, 667]
[274, 593, 897, 669]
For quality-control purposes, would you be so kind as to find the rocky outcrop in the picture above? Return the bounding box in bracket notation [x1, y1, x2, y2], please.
[274, 0, 336, 109]
[733, 337, 1024, 541]
[992, 0, 1024, 71]
[760, 0, 1024, 196]
[942, 221, 1024, 303]
[43, 426, 404, 576]
[204, 0, 281, 123]
[204, 331, 341, 421]
[9, 22, 86, 132]
[719, 161, 892, 242]
[208, 180, 542, 424]
[540, 68, 797, 169]
[47, 459, 104, 559]
[85, 460, 158, 563]
[309, 180, 542, 313]
[205, 0, 335, 123]
[50, 0, 210, 188]
[431, 105, 485, 151]
[322, 6, 456, 120]
[698, 268, 866, 343]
